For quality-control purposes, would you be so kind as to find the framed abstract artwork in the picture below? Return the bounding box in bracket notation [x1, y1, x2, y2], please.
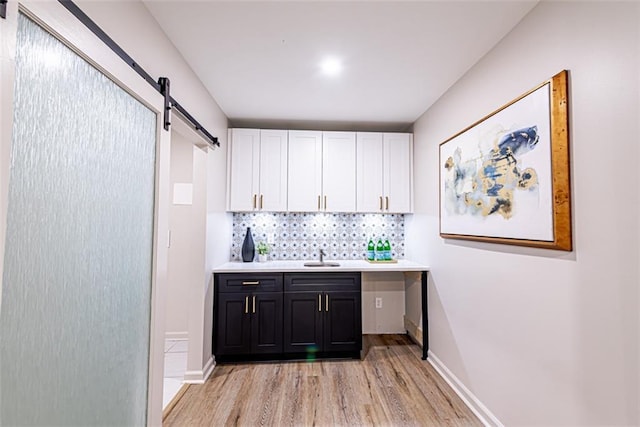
[439, 70, 571, 251]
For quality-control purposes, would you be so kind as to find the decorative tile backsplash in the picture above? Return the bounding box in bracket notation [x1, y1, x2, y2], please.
[231, 213, 405, 261]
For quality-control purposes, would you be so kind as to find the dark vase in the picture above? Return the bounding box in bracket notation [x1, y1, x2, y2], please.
[241, 227, 255, 262]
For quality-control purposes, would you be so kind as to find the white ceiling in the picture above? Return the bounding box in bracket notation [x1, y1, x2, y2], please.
[145, 1, 538, 131]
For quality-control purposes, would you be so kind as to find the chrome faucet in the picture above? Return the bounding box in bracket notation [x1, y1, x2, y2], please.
[319, 249, 326, 263]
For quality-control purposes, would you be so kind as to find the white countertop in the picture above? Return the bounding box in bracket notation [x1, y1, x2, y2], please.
[212, 259, 429, 273]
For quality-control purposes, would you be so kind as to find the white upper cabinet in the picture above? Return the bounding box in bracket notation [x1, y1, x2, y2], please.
[288, 131, 357, 212]
[227, 128, 288, 211]
[259, 130, 289, 211]
[383, 133, 413, 213]
[229, 128, 411, 213]
[357, 132, 413, 213]
[356, 132, 385, 212]
[322, 132, 356, 212]
[287, 130, 322, 212]
[228, 128, 259, 211]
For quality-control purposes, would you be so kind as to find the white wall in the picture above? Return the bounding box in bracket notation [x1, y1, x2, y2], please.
[77, 0, 231, 381]
[406, 2, 639, 425]
[203, 140, 233, 370]
[361, 273, 406, 334]
[166, 131, 193, 338]
[76, 1, 226, 135]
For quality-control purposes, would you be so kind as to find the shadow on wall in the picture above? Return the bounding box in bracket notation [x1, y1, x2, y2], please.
[442, 238, 577, 262]
[426, 270, 470, 381]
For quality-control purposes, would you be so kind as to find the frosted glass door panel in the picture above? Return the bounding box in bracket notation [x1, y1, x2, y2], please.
[1, 14, 156, 426]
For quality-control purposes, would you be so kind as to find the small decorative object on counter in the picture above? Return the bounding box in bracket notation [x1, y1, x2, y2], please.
[383, 239, 392, 260]
[367, 239, 375, 261]
[257, 241, 270, 263]
[375, 239, 384, 261]
[241, 227, 255, 262]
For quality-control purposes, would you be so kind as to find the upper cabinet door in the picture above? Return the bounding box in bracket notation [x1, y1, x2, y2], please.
[287, 130, 322, 212]
[356, 132, 413, 213]
[259, 130, 288, 211]
[383, 133, 413, 213]
[322, 132, 356, 212]
[356, 132, 384, 212]
[228, 129, 288, 212]
[228, 128, 260, 211]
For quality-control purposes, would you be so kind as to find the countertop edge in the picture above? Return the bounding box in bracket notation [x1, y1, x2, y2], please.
[211, 259, 429, 274]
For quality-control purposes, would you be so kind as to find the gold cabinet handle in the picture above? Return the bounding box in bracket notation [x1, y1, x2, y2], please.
[253, 194, 257, 209]
[252, 295, 256, 314]
[259, 194, 264, 210]
[317, 195, 321, 210]
[318, 294, 322, 312]
[385, 196, 389, 210]
[242, 281, 259, 285]
[324, 195, 327, 211]
[325, 294, 329, 312]
[379, 196, 383, 211]
[245, 296, 249, 314]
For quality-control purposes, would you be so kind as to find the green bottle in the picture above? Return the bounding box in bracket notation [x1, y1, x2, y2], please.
[367, 239, 375, 261]
[383, 239, 392, 260]
[375, 239, 384, 261]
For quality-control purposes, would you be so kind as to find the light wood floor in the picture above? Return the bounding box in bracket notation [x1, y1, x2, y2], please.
[164, 334, 482, 426]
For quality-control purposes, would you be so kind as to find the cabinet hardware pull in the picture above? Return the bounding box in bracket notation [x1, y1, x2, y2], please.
[317, 195, 321, 210]
[253, 194, 257, 209]
[242, 281, 260, 285]
[245, 296, 249, 314]
[324, 195, 327, 210]
[252, 295, 256, 314]
[385, 196, 389, 210]
[325, 294, 329, 312]
[318, 294, 322, 312]
[260, 194, 264, 209]
[379, 196, 383, 211]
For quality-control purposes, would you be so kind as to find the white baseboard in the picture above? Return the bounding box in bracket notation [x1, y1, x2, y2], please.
[404, 315, 423, 347]
[183, 356, 215, 384]
[427, 351, 503, 427]
[165, 331, 188, 340]
[202, 356, 215, 382]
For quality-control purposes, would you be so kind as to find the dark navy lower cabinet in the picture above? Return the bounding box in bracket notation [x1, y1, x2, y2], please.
[214, 272, 361, 362]
[214, 273, 283, 361]
[283, 273, 361, 358]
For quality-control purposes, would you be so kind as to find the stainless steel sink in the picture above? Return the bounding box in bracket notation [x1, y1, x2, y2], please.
[303, 261, 341, 267]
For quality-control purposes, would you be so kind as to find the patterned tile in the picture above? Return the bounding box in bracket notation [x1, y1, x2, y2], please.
[232, 213, 405, 261]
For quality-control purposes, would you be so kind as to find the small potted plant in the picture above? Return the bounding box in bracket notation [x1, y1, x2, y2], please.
[257, 242, 270, 262]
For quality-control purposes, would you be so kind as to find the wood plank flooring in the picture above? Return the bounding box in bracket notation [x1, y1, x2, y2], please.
[164, 335, 482, 426]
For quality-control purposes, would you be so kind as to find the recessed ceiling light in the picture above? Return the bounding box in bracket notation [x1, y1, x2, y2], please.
[320, 57, 342, 76]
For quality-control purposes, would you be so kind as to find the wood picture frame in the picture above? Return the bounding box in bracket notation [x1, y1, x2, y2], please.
[439, 70, 571, 251]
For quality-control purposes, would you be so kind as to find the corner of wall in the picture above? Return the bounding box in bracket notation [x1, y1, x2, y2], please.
[183, 356, 215, 384]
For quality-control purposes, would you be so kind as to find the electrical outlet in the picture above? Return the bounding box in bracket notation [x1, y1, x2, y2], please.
[375, 297, 382, 309]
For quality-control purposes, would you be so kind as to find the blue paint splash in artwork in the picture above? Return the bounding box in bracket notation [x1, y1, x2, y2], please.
[483, 164, 501, 179]
[486, 183, 504, 197]
[487, 198, 512, 215]
[498, 126, 539, 156]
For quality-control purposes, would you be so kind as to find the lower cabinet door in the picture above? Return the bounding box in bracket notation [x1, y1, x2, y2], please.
[215, 293, 251, 355]
[324, 291, 362, 353]
[283, 292, 323, 354]
[251, 292, 283, 354]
